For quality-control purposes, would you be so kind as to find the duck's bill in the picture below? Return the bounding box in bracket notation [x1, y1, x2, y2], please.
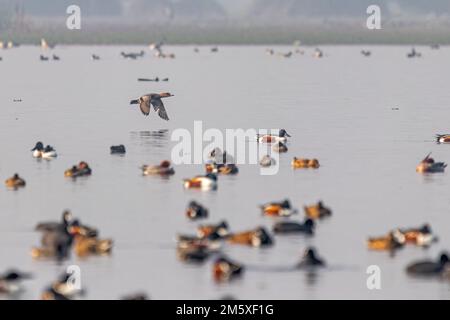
[130, 99, 139, 105]
[286, 133, 291, 137]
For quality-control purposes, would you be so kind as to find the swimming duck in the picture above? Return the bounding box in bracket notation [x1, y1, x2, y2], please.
[64, 161, 92, 178]
[436, 134, 450, 144]
[361, 50, 371, 57]
[297, 247, 325, 269]
[130, 92, 173, 121]
[186, 201, 209, 220]
[141, 160, 174, 176]
[110, 144, 126, 154]
[257, 129, 291, 143]
[183, 173, 218, 191]
[259, 155, 276, 167]
[407, 48, 421, 58]
[31, 142, 57, 159]
[73, 234, 113, 257]
[291, 157, 320, 169]
[91, 54, 100, 60]
[313, 48, 323, 58]
[213, 256, 244, 282]
[205, 163, 239, 175]
[367, 230, 405, 251]
[0, 270, 31, 294]
[5, 173, 26, 189]
[406, 253, 449, 276]
[304, 201, 332, 219]
[41, 287, 71, 300]
[400, 224, 436, 247]
[121, 292, 149, 300]
[273, 142, 288, 153]
[228, 226, 274, 247]
[211, 47, 219, 53]
[177, 246, 212, 263]
[197, 221, 230, 240]
[50, 272, 83, 298]
[52, 54, 60, 61]
[261, 199, 297, 217]
[39, 55, 49, 61]
[416, 153, 447, 173]
[273, 218, 315, 235]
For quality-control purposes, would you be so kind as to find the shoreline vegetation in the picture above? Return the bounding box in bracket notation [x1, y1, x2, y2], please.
[1, 22, 450, 45]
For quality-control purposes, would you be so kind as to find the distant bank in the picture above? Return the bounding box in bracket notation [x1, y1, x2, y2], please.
[1, 23, 450, 45]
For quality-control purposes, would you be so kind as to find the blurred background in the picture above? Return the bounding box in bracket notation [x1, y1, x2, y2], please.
[1, 0, 450, 44]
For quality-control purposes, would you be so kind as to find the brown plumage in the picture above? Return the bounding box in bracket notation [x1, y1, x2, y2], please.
[130, 92, 173, 121]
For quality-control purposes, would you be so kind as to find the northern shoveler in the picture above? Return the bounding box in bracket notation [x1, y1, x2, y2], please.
[227, 226, 274, 247]
[273, 218, 315, 235]
[213, 256, 244, 282]
[416, 153, 447, 173]
[183, 173, 217, 191]
[205, 163, 239, 175]
[261, 199, 297, 217]
[5, 173, 26, 189]
[64, 162, 92, 178]
[406, 253, 449, 276]
[400, 224, 437, 247]
[110, 145, 126, 154]
[31, 142, 57, 159]
[141, 160, 174, 176]
[257, 129, 291, 143]
[367, 230, 405, 251]
[0, 270, 31, 294]
[197, 221, 229, 240]
[297, 247, 325, 269]
[130, 92, 173, 121]
[186, 201, 209, 220]
[436, 134, 450, 144]
[291, 157, 320, 169]
[304, 201, 332, 219]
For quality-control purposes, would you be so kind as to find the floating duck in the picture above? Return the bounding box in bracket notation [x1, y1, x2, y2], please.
[183, 173, 217, 191]
[407, 47, 421, 58]
[400, 224, 437, 247]
[304, 201, 332, 219]
[197, 221, 229, 240]
[273, 218, 315, 235]
[213, 256, 243, 282]
[73, 233, 113, 257]
[291, 157, 320, 169]
[0, 270, 31, 294]
[228, 226, 274, 247]
[186, 201, 209, 220]
[261, 199, 297, 217]
[5, 173, 26, 189]
[436, 134, 450, 144]
[313, 48, 323, 58]
[205, 163, 238, 175]
[367, 230, 405, 251]
[259, 155, 276, 167]
[406, 253, 449, 276]
[91, 54, 100, 60]
[257, 129, 291, 143]
[31, 141, 57, 159]
[177, 246, 212, 263]
[361, 50, 371, 57]
[52, 54, 60, 61]
[141, 160, 174, 176]
[64, 162, 92, 178]
[110, 144, 126, 154]
[416, 153, 446, 173]
[297, 247, 325, 269]
[272, 142, 288, 153]
[121, 51, 145, 59]
[39, 55, 49, 61]
[130, 92, 173, 121]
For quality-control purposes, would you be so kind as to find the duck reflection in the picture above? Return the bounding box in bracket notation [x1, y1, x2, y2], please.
[130, 130, 169, 151]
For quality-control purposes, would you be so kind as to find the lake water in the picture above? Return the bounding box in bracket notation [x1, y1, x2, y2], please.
[1, 45, 450, 299]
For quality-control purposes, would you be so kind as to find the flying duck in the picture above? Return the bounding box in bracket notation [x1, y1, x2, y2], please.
[130, 92, 173, 121]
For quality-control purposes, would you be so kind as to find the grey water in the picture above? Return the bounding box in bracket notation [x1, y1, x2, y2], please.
[1, 45, 450, 299]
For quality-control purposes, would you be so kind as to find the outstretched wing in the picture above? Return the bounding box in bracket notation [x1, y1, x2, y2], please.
[139, 96, 151, 116]
[150, 97, 169, 121]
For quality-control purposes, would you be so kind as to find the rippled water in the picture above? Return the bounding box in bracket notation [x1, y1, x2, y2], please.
[1, 45, 450, 299]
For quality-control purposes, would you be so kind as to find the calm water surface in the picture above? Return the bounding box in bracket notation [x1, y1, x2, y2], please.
[1, 45, 450, 299]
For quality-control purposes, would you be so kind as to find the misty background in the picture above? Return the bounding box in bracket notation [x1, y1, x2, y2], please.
[1, 0, 450, 44]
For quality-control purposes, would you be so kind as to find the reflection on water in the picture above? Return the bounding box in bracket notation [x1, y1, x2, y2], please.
[130, 130, 170, 151]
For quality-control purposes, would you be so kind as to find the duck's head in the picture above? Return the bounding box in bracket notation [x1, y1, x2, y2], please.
[78, 161, 89, 169]
[281, 199, 291, 208]
[32, 141, 44, 151]
[12, 173, 19, 180]
[160, 160, 171, 168]
[420, 224, 431, 233]
[440, 253, 449, 265]
[205, 173, 217, 181]
[279, 129, 291, 137]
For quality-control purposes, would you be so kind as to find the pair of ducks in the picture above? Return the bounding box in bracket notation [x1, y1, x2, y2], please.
[261, 199, 332, 220]
[64, 161, 92, 178]
[31, 211, 113, 260]
[31, 141, 57, 159]
[206, 148, 239, 175]
[213, 247, 326, 282]
[416, 153, 446, 173]
[367, 224, 437, 251]
[291, 157, 320, 169]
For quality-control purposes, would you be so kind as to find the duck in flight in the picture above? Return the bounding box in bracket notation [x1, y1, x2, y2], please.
[130, 92, 173, 121]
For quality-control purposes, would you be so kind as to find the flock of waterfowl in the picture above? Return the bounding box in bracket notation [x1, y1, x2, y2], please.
[1, 39, 450, 299]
